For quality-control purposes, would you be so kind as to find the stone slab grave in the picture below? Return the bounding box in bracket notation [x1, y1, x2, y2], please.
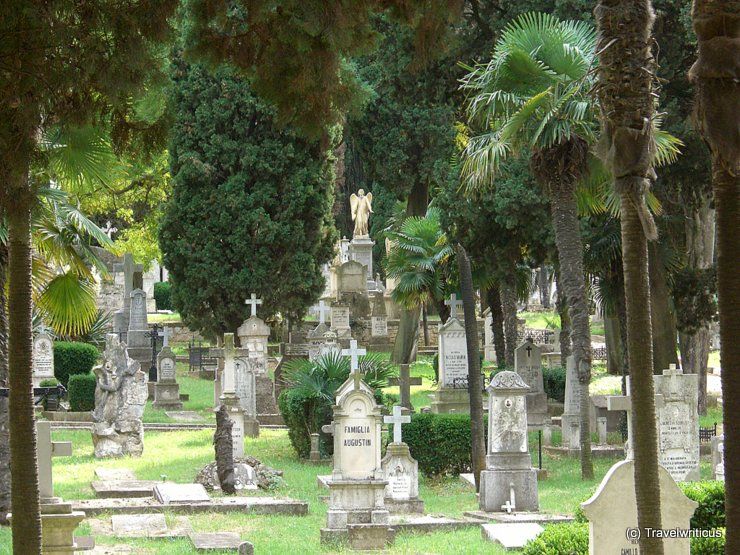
[481, 522, 544, 550]
[73, 496, 309, 516]
[464, 511, 572, 525]
[154, 483, 210, 505]
[581, 459, 698, 554]
[165, 411, 206, 423]
[92, 480, 160, 499]
[111, 514, 167, 537]
[190, 532, 242, 550]
[389, 514, 479, 534]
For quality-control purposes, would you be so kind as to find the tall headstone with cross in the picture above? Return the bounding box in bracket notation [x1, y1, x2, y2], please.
[514, 338, 547, 427]
[653, 364, 700, 481]
[126, 288, 152, 370]
[27, 421, 87, 553]
[153, 327, 182, 409]
[321, 339, 390, 545]
[32, 326, 55, 387]
[113, 253, 143, 340]
[479, 371, 539, 513]
[560, 355, 582, 447]
[308, 299, 332, 341]
[431, 295, 470, 414]
[381, 406, 423, 514]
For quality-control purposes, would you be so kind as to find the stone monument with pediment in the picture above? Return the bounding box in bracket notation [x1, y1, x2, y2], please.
[514, 338, 548, 427]
[32, 328, 55, 387]
[431, 296, 470, 414]
[153, 329, 182, 409]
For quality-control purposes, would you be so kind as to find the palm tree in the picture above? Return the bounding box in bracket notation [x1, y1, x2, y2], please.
[688, 0, 739, 549]
[594, 0, 665, 552]
[460, 12, 596, 479]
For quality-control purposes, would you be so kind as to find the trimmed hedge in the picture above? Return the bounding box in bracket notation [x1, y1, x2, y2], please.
[691, 529, 725, 554]
[278, 387, 333, 459]
[680, 480, 725, 529]
[543, 365, 566, 403]
[68, 373, 97, 412]
[39, 378, 59, 387]
[53, 341, 99, 387]
[522, 523, 588, 555]
[404, 413, 479, 476]
[154, 282, 172, 311]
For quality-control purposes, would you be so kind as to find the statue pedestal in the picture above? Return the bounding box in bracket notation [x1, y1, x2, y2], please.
[10, 500, 87, 554]
[153, 381, 183, 409]
[349, 237, 375, 290]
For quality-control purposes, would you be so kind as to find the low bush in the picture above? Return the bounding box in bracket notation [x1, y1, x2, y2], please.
[522, 523, 588, 555]
[68, 373, 97, 412]
[53, 341, 99, 386]
[404, 413, 481, 476]
[39, 378, 59, 387]
[154, 282, 172, 311]
[680, 480, 725, 529]
[691, 529, 725, 554]
[543, 365, 566, 402]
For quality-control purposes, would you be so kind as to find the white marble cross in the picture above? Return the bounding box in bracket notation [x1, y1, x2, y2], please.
[342, 339, 366, 389]
[445, 293, 463, 320]
[37, 420, 72, 501]
[162, 326, 173, 347]
[245, 293, 262, 318]
[384, 405, 411, 444]
[607, 390, 665, 457]
[315, 300, 330, 325]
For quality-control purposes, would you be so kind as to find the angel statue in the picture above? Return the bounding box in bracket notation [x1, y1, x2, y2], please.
[350, 189, 373, 238]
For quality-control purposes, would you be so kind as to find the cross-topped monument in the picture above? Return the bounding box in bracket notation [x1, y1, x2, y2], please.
[342, 339, 366, 389]
[114, 253, 143, 298]
[216, 333, 249, 399]
[384, 405, 411, 444]
[162, 326, 173, 347]
[315, 300, 330, 325]
[607, 389, 664, 460]
[245, 293, 262, 318]
[444, 293, 463, 320]
[37, 420, 72, 502]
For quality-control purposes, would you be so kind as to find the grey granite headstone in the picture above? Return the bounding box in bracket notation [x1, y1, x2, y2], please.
[153, 483, 210, 505]
[514, 339, 547, 427]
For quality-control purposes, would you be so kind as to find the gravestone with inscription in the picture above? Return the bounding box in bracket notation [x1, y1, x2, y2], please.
[126, 288, 151, 369]
[560, 356, 581, 446]
[32, 328, 55, 387]
[153, 329, 182, 409]
[321, 341, 390, 546]
[237, 306, 280, 421]
[330, 303, 352, 339]
[480, 371, 539, 513]
[381, 406, 423, 514]
[514, 339, 547, 427]
[113, 253, 143, 341]
[581, 460, 697, 555]
[654, 364, 700, 481]
[431, 306, 470, 414]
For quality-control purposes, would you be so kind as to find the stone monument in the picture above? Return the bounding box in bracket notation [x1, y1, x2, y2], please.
[513, 338, 548, 427]
[125, 288, 151, 369]
[153, 328, 182, 409]
[381, 406, 423, 514]
[32, 327, 55, 387]
[712, 435, 724, 481]
[560, 355, 581, 447]
[330, 302, 352, 339]
[479, 371, 539, 513]
[92, 334, 147, 458]
[348, 189, 375, 290]
[112, 253, 143, 341]
[431, 295, 470, 414]
[581, 460, 698, 554]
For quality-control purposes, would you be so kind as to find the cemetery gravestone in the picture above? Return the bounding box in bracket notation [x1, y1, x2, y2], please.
[154, 483, 210, 505]
[113, 253, 142, 340]
[479, 371, 539, 513]
[712, 435, 724, 481]
[431, 304, 470, 414]
[581, 460, 697, 555]
[330, 303, 352, 338]
[514, 339, 548, 427]
[237, 311, 281, 421]
[153, 329, 182, 409]
[561, 355, 581, 446]
[371, 316, 388, 337]
[381, 406, 423, 514]
[125, 288, 152, 369]
[483, 310, 496, 363]
[607, 384, 665, 463]
[32, 328, 55, 387]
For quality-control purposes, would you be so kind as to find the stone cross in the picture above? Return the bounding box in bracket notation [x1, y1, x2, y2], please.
[341, 339, 366, 389]
[37, 420, 72, 501]
[245, 294, 262, 318]
[445, 293, 463, 320]
[384, 405, 411, 444]
[316, 300, 330, 325]
[162, 326, 173, 347]
[114, 253, 143, 298]
[607, 390, 665, 458]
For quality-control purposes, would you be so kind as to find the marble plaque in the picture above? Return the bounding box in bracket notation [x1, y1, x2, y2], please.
[331, 306, 351, 330]
[371, 316, 388, 337]
[387, 465, 412, 500]
[338, 411, 376, 479]
[33, 332, 55, 383]
[159, 356, 176, 381]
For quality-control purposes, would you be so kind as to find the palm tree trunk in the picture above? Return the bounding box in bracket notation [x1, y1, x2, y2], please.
[456, 245, 486, 490]
[595, 0, 664, 551]
[555, 269, 572, 360]
[500, 281, 517, 368]
[535, 145, 594, 480]
[485, 284, 506, 368]
[7, 191, 42, 551]
[421, 304, 429, 346]
[0, 239, 9, 524]
[648, 242, 678, 373]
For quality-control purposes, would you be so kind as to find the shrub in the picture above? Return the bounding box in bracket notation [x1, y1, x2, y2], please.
[154, 282, 172, 311]
[53, 341, 99, 387]
[522, 523, 588, 555]
[691, 529, 725, 554]
[68, 373, 97, 412]
[39, 378, 59, 387]
[404, 413, 479, 476]
[680, 480, 725, 529]
[543, 365, 566, 402]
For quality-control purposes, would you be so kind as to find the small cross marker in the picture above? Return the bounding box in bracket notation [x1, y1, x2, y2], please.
[501, 499, 515, 513]
[445, 293, 463, 320]
[315, 300, 331, 325]
[162, 326, 173, 347]
[245, 293, 262, 317]
[342, 339, 366, 389]
[384, 405, 411, 444]
[37, 420, 72, 501]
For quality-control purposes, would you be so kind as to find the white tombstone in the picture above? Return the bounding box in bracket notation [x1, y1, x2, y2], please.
[330, 304, 351, 338]
[237, 315, 270, 375]
[430, 315, 470, 414]
[371, 316, 388, 337]
[483, 310, 496, 363]
[32, 328, 55, 387]
[381, 406, 423, 513]
[561, 355, 581, 446]
[711, 435, 724, 481]
[581, 460, 698, 555]
[153, 341, 182, 409]
[514, 338, 547, 427]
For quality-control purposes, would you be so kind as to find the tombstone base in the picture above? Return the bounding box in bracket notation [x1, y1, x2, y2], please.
[430, 388, 471, 414]
[153, 382, 183, 410]
[384, 498, 425, 514]
[324, 479, 389, 531]
[347, 523, 395, 550]
[39, 501, 86, 554]
[479, 468, 539, 513]
[244, 417, 260, 438]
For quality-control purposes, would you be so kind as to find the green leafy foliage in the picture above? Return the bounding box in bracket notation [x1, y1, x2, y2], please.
[38, 379, 59, 388]
[522, 523, 588, 555]
[160, 61, 338, 337]
[691, 530, 726, 554]
[153, 282, 172, 311]
[68, 373, 97, 412]
[680, 480, 725, 530]
[404, 413, 482, 476]
[53, 342, 99, 387]
[278, 352, 392, 458]
[543, 366, 567, 403]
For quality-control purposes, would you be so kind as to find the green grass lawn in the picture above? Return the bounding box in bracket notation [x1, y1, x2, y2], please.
[148, 312, 182, 324]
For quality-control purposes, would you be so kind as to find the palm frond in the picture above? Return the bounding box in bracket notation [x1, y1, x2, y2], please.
[36, 272, 98, 336]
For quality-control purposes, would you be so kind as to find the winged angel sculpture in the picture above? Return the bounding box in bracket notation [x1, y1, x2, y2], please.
[349, 189, 373, 238]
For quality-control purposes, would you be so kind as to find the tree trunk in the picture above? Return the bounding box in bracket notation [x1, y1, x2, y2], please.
[596, 0, 664, 550]
[689, 3, 739, 547]
[556, 271, 572, 360]
[538, 267, 552, 309]
[7, 191, 42, 551]
[543, 166, 594, 480]
[456, 245, 486, 490]
[0, 239, 9, 524]
[648, 242, 679, 373]
[421, 304, 430, 346]
[214, 405, 236, 495]
[500, 281, 518, 368]
[486, 284, 506, 368]
[605, 314, 624, 375]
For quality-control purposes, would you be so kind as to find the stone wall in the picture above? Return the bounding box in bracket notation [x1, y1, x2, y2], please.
[92, 248, 125, 318]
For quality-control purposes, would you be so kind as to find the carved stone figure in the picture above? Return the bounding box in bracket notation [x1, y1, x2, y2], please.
[350, 189, 373, 238]
[92, 334, 147, 458]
